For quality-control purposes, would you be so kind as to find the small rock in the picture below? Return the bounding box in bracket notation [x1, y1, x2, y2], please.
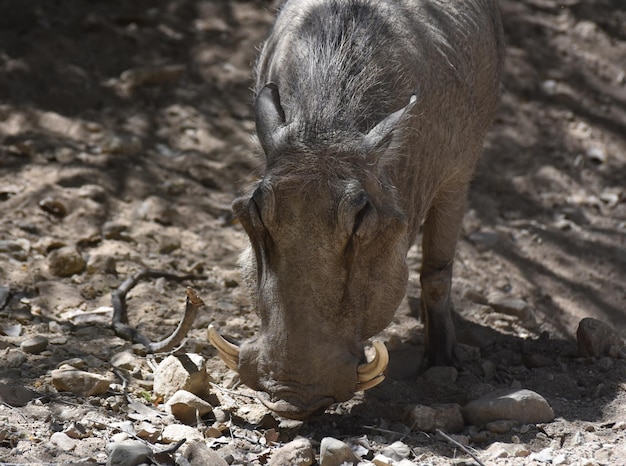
[598, 357, 613, 372]
[577, 317, 624, 358]
[530, 447, 554, 463]
[110, 351, 137, 371]
[63, 421, 89, 439]
[184, 440, 229, 466]
[319, 437, 361, 466]
[134, 195, 174, 225]
[463, 389, 554, 426]
[481, 360, 497, 380]
[20, 335, 49, 354]
[468, 230, 499, 249]
[86, 254, 117, 275]
[47, 246, 86, 277]
[51, 364, 111, 396]
[161, 424, 203, 443]
[423, 366, 458, 385]
[102, 222, 129, 240]
[6, 349, 27, 367]
[39, 197, 68, 217]
[485, 442, 531, 459]
[100, 134, 143, 155]
[0, 286, 10, 309]
[372, 454, 394, 466]
[269, 437, 315, 466]
[522, 353, 553, 369]
[278, 418, 305, 436]
[488, 295, 537, 329]
[553, 453, 568, 465]
[586, 147, 607, 164]
[485, 419, 518, 434]
[119, 64, 185, 89]
[153, 354, 211, 401]
[380, 441, 411, 461]
[453, 343, 481, 364]
[165, 390, 213, 425]
[136, 422, 160, 442]
[50, 432, 77, 451]
[0, 383, 41, 407]
[0, 240, 28, 261]
[106, 441, 152, 466]
[407, 403, 464, 433]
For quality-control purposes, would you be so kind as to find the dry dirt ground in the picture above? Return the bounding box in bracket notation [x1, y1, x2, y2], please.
[0, 0, 625, 464]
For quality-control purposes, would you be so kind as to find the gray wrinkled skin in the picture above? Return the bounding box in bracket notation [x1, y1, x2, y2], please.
[233, 0, 504, 419]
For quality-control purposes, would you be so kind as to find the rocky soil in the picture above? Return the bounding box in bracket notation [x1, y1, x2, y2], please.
[0, 0, 625, 465]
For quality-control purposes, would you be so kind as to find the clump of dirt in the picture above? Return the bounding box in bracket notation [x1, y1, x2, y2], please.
[0, 0, 624, 464]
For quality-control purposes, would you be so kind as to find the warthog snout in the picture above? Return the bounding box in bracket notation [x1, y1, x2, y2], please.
[209, 325, 389, 419]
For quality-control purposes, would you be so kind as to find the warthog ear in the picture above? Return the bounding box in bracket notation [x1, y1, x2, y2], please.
[255, 83, 288, 157]
[362, 95, 417, 156]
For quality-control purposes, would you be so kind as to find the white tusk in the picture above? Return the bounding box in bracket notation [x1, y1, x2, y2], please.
[357, 340, 389, 383]
[208, 324, 240, 371]
[356, 374, 385, 392]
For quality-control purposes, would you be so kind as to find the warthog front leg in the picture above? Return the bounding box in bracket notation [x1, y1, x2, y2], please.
[420, 186, 469, 367]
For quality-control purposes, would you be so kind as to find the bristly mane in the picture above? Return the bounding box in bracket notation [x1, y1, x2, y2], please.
[263, 0, 409, 144]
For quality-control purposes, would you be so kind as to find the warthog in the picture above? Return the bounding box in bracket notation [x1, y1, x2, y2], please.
[210, 0, 504, 419]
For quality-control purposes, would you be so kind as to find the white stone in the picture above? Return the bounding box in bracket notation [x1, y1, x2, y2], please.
[319, 437, 361, 466]
[153, 354, 211, 400]
[463, 389, 554, 426]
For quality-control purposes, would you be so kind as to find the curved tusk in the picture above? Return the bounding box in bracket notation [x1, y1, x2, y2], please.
[208, 324, 240, 371]
[356, 374, 385, 392]
[357, 340, 389, 382]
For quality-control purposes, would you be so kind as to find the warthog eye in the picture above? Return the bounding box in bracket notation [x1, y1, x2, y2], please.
[352, 194, 370, 234]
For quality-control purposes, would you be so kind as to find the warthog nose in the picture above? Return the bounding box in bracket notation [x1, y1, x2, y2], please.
[256, 390, 335, 420]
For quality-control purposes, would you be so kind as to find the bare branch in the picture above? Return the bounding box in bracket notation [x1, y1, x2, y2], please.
[111, 269, 206, 353]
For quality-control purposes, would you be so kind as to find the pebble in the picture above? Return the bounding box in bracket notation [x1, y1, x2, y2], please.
[530, 447, 554, 463]
[577, 317, 624, 358]
[6, 349, 27, 367]
[105, 441, 152, 466]
[153, 354, 211, 401]
[269, 437, 315, 466]
[522, 353, 553, 368]
[160, 424, 204, 443]
[462, 389, 554, 426]
[468, 230, 500, 249]
[110, 351, 137, 371]
[86, 254, 117, 275]
[380, 441, 411, 461]
[165, 390, 213, 425]
[51, 364, 111, 396]
[0, 383, 41, 407]
[423, 366, 458, 385]
[49, 432, 77, 451]
[63, 421, 89, 439]
[0, 285, 10, 308]
[47, 246, 86, 277]
[39, 196, 68, 217]
[134, 195, 174, 225]
[485, 442, 531, 459]
[20, 336, 49, 354]
[99, 134, 143, 155]
[372, 454, 394, 466]
[407, 403, 464, 433]
[488, 295, 537, 329]
[102, 222, 130, 240]
[485, 419, 518, 434]
[0, 240, 29, 261]
[319, 437, 361, 466]
[183, 440, 229, 466]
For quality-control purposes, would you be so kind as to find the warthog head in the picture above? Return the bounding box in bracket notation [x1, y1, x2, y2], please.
[209, 84, 416, 419]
